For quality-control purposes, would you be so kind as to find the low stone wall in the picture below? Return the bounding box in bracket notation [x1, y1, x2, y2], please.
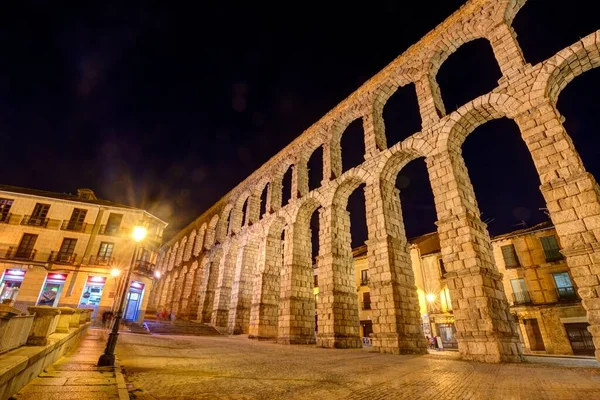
[0, 321, 89, 400]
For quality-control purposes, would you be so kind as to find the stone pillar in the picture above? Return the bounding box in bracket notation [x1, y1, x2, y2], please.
[487, 23, 526, 80]
[316, 205, 361, 348]
[415, 74, 445, 129]
[326, 135, 343, 180]
[198, 250, 222, 323]
[427, 150, 522, 363]
[165, 271, 179, 311]
[515, 101, 600, 360]
[187, 264, 206, 320]
[171, 267, 187, 315]
[212, 244, 237, 327]
[56, 307, 76, 333]
[278, 222, 316, 344]
[228, 238, 260, 334]
[268, 177, 283, 213]
[249, 233, 283, 339]
[230, 207, 243, 235]
[178, 261, 198, 318]
[363, 104, 387, 156]
[26, 306, 61, 345]
[78, 308, 88, 324]
[246, 195, 261, 225]
[292, 160, 309, 200]
[363, 181, 427, 354]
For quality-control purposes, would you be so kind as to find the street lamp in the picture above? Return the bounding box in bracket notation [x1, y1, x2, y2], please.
[98, 225, 147, 367]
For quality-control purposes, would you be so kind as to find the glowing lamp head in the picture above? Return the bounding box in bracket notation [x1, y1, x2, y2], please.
[111, 269, 121, 277]
[154, 271, 161, 279]
[132, 226, 147, 242]
[426, 293, 436, 303]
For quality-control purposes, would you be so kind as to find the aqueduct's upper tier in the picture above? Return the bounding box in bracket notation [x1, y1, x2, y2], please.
[151, 0, 600, 362]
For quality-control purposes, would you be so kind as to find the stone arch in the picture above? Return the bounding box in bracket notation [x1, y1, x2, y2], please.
[231, 190, 252, 234]
[535, 31, 600, 105]
[436, 93, 522, 153]
[301, 139, 327, 195]
[503, 0, 527, 25]
[330, 168, 372, 208]
[178, 260, 199, 318]
[204, 215, 219, 250]
[255, 178, 271, 219]
[271, 159, 295, 212]
[194, 223, 207, 256]
[329, 113, 367, 178]
[183, 230, 196, 262]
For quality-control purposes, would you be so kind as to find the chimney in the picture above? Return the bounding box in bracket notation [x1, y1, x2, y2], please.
[77, 188, 97, 201]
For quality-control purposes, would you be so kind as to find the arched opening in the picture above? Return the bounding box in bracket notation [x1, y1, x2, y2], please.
[307, 145, 324, 192]
[241, 197, 249, 227]
[259, 183, 269, 218]
[382, 83, 421, 147]
[340, 118, 365, 173]
[512, 1, 599, 66]
[397, 159, 437, 239]
[437, 39, 502, 114]
[556, 68, 600, 182]
[281, 165, 293, 206]
[462, 118, 548, 237]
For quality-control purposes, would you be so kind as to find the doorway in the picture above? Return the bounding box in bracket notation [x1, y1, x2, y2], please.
[124, 281, 145, 321]
[523, 318, 546, 351]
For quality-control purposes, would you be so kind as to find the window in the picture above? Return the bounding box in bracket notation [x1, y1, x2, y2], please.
[439, 258, 447, 277]
[67, 208, 87, 231]
[540, 235, 563, 262]
[501, 244, 521, 268]
[510, 278, 531, 304]
[97, 242, 114, 259]
[27, 203, 50, 226]
[314, 275, 318, 287]
[360, 269, 369, 285]
[0, 198, 13, 223]
[362, 292, 371, 310]
[553, 272, 577, 301]
[57, 238, 77, 262]
[105, 213, 123, 235]
[16, 233, 38, 259]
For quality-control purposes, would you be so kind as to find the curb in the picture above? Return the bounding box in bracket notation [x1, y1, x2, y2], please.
[113, 358, 130, 400]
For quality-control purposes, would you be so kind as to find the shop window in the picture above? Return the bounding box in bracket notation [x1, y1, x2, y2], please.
[80, 276, 107, 308]
[37, 273, 68, 307]
[0, 268, 26, 302]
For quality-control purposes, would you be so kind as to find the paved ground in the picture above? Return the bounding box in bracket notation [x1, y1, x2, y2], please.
[12, 328, 127, 400]
[115, 333, 600, 400]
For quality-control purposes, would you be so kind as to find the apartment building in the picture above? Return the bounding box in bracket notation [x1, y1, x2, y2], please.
[0, 185, 167, 324]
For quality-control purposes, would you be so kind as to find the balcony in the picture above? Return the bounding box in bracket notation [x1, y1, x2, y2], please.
[88, 255, 113, 266]
[134, 260, 156, 276]
[48, 251, 77, 265]
[20, 215, 49, 228]
[61, 220, 88, 232]
[6, 247, 37, 261]
[556, 286, 578, 302]
[0, 213, 11, 224]
[361, 301, 371, 310]
[512, 291, 532, 305]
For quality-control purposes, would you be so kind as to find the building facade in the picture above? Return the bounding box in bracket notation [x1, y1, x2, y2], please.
[0, 185, 167, 324]
[345, 222, 592, 356]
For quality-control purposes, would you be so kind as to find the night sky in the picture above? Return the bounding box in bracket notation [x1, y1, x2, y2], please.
[0, 1, 598, 247]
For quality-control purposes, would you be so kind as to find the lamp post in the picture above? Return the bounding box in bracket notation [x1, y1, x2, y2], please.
[98, 226, 147, 367]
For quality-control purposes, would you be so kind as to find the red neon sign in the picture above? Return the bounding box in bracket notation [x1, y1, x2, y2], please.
[87, 276, 107, 284]
[130, 281, 145, 290]
[6, 269, 26, 277]
[47, 273, 67, 282]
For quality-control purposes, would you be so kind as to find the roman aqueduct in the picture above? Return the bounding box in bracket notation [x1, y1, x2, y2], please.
[147, 0, 600, 363]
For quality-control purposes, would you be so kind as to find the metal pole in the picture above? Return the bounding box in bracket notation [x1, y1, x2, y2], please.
[98, 245, 138, 367]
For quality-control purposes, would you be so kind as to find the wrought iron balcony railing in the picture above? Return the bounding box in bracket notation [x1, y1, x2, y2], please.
[61, 220, 88, 232]
[556, 286, 578, 302]
[48, 251, 77, 264]
[6, 246, 37, 261]
[361, 301, 371, 310]
[20, 215, 49, 228]
[99, 224, 125, 236]
[88, 255, 113, 266]
[0, 213, 12, 224]
[512, 291, 532, 305]
[134, 260, 156, 276]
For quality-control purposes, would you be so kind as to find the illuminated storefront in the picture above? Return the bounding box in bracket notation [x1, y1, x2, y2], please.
[124, 280, 145, 321]
[0, 268, 27, 303]
[37, 273, 68, 307]
[79, 275, 107, 319]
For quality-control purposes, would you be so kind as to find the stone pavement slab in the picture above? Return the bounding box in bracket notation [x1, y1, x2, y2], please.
[11, 328, 128, 400]
[116, 333, 600, 400]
